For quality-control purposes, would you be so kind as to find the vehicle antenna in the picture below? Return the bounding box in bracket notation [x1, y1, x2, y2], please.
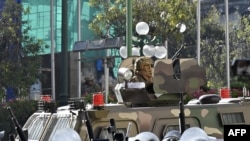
[125, 122, 132, 141]
[179, 92, 186, 134]
[171, 43, 186, 61]
[80, 100, 94, 140]
[7, 107, 27, 141]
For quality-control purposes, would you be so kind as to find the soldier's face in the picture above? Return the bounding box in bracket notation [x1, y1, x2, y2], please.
[141, 63, 152, 76]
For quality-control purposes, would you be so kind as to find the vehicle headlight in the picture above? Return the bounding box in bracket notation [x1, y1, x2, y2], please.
[118, 67, 133, 81]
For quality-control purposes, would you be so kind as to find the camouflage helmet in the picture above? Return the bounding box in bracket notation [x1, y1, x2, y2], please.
[135, 57, 153, 71]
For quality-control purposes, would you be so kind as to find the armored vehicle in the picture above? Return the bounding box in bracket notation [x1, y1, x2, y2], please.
[7, 57, 250, 141]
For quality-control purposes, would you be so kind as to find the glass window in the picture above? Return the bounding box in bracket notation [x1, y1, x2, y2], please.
[220, 112, 245, 125]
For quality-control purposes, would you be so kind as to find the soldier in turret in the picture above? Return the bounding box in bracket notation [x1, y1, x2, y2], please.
[130, 57, 154, 93]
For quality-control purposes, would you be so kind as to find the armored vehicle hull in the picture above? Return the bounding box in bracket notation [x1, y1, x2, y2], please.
[17, 97, 250, 141]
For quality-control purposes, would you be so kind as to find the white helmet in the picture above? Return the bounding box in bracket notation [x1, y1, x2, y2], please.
[0, 130, 5, 139]
[179, 127, 209, 141]
[129, 131, 160, 141]
[51, 128, 81, 141]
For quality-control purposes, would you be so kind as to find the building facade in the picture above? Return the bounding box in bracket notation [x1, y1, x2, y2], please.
[21, 0, 106, 99]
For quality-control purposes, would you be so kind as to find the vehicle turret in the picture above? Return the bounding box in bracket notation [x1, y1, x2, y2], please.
[115, 56, 206, 106]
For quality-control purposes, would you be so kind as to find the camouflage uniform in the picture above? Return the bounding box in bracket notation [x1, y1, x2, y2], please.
[85, 83, 101, 94]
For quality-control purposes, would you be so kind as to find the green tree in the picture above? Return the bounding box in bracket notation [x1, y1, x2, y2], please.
[232, 14, 250, 59]
[200, 6, 250, 89]
[89, 0, 250, 91]
[229, 12, 250, 90]
[0, 0, 46, 99]
[89, 0, 196, 53]
[199, 6, 226, 88]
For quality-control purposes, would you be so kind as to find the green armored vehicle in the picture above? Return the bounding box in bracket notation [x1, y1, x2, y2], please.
[9, 57, 250, 141]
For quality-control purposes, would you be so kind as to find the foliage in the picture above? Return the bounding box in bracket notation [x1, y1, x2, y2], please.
[89, 0, 196, 52]
[199, 6, 227, 88]
[230, 80, 250, 97]
[231, 80, 247, 89]
[89, 1, 250, 91]
[185, 86, 218, 103]
[230, 88, 243, 98]
[199, 5, 250, 89]
[0, 0, 46, 99]
[232, 16, 250, 58]
[185, 82, 250, 102]
[0, 100, 37, 141]
[228, 12, 250, 89]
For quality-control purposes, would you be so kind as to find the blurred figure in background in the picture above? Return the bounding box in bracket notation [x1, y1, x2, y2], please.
[82, 77, 101, 96]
